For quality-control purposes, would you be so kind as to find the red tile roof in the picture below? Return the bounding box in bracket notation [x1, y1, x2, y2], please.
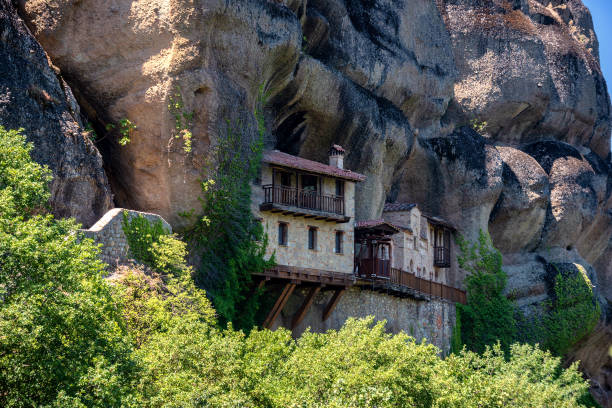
[355, 219, 401, 233]
[263, 150, 366, 182]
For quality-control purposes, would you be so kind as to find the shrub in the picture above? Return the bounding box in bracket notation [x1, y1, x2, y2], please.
[540, 263, 601, 356]
[122, 212, 189, 278]
[0, 127, 138, 407]
[455, 230, 517, 353]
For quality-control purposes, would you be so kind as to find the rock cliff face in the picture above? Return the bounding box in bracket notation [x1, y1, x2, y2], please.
[0, 0, 111, 226]
[10, 0, 612, 404]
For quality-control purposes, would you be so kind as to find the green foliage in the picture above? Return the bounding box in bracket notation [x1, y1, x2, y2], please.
[540, 264, 601, 356]
[122, 212, 168, 265]
[188, 86, 274, 331]
[118, 269, 593, 408]
[470, 118, 488, 135]
[455, 230, 599, 359]
[105, 118, 136, 146]
[450, 309, 463, 355]
[167, 86, 194, 153]
[85, 122, 97, 141]
[0, 126, 51, 218]
[0, 127, 138, 407]
[456, 230, 517, 353]
[438, 343, 591, 407]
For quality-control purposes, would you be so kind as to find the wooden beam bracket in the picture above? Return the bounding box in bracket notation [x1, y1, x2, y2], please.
[263, 283, 296, 329]
[291, 286, 321, 329]
[322, 288, 346, 322]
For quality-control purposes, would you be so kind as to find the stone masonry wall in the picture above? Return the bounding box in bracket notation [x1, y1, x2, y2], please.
[252, 164, 357, 274]
[80, 208, 172, 268]
[274, 286, 456, 354]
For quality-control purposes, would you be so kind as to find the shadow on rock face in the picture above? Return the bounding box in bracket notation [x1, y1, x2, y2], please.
[392, 126, 503, 239]
[270, 56, 414, 221]
[0, 0, 112, 227]
[522, 140, 611, 260]
[488, 146, 550, 253]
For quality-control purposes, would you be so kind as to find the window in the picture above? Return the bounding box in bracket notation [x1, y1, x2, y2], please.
[278, 222, 288, 246]
[301, 174, 318, 193]
[280, 172, 292, 187]
[335, 179, 345, 196]
[308, 227, 317, 250]
[335, 231, 344, 254]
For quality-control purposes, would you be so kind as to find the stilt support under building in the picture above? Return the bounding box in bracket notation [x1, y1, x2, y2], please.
[263, 283, 296, 329]
[291, 286, 321, 329]
[322, 288, 345, 321]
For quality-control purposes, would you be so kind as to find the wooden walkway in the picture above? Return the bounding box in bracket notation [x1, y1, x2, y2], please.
[357, 267, 466, 304]
[254, 265, 466, 330]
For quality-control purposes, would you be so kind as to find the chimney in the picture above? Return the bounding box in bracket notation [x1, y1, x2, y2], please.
[329, 144, 345, 169]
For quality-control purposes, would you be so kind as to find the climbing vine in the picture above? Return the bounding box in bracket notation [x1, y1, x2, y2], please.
[528, 263, 601, 356]
[186, 86, 274, 331]
[454, 231, 601, 359]
[167, 86, 194, 153]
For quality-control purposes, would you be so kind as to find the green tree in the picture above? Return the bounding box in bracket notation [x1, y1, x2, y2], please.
[455, 230, 517, 353]
[0, 127, 138, 407]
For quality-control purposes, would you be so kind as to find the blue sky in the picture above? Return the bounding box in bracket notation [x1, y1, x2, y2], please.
[582, 0, 611, 93]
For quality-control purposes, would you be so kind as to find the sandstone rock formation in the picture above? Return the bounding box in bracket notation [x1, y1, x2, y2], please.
[19, 0, 302, 229]
[0, 0, 111, 226]
[14, 0, 612, 404]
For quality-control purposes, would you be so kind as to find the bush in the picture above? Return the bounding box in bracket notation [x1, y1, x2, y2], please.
[540, 264, 601, 356]
[0, 127, 138, 407]
[122, 212, 189, 278]
[455, 230, 517, 353]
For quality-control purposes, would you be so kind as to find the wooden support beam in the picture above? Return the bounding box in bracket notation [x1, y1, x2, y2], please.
[263, 283, 296, 329]
[322, 288, 345, 321]
[291, 286, 321, 329]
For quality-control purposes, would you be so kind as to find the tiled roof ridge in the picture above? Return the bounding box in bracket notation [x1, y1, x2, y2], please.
[263, 150, 366, 182]
[383, 202, 416, 212]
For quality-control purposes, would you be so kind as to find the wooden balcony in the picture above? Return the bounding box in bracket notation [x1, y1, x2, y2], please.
[355, 263, 466, 304]
[434, 246, 451, 268]
[260, 185, 349, 222]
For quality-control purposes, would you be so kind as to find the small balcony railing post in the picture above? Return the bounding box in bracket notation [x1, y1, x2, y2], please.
[262, 184, 345, 215]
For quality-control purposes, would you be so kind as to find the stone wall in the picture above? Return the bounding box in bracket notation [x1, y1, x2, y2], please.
[252, 164, 357, 274]
[273, 286, 456, 354]
[81, 208, 172, 268]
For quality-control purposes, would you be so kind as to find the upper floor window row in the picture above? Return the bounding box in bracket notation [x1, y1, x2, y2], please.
[277, 223, 344, 254]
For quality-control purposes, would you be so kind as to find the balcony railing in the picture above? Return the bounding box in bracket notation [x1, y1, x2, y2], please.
[262, 184, 344, 215]
[434, 246, 450, 268]
[356, 262, 466, 304]
[389, 268, 465, 304]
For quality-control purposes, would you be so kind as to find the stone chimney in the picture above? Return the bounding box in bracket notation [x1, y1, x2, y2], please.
[329, 144, 345, 169]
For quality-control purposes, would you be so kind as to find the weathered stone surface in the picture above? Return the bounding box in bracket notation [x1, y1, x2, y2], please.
[0, 0, 111, 226]
[439, 0, 611, 158]
[274, 286, 456, 354]
[489, 146, 550, 253]
[81, 208, 172, 269]
[271, 56, 414, 221]
[523, 140, 611, 257]
[298, 0, 456, 135]
[19, 0, 302, 229]
[391, 127, 503, 240]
